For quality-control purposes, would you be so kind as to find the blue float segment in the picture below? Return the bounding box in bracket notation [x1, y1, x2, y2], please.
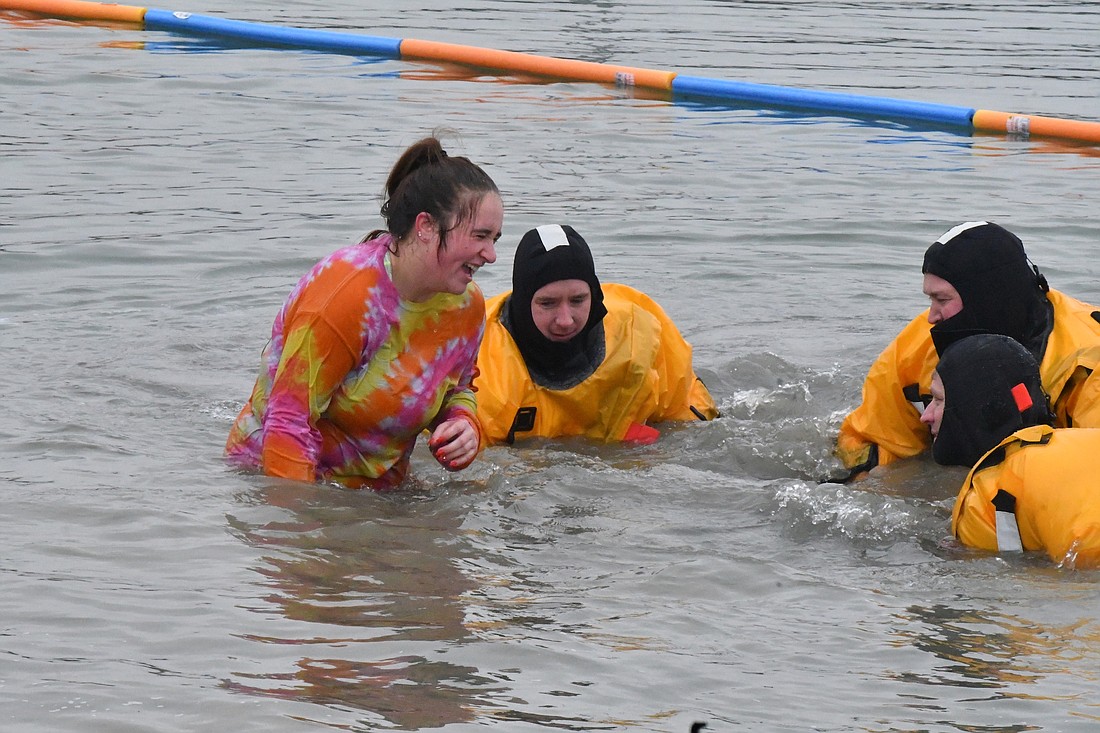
[672, 76, 975, 128]
[143, 8, 403, 58]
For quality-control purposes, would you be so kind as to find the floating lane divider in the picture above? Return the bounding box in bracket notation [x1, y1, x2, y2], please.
[5, 0, 1100, 145]
[670, 76, 974, 128]
[145, 9, 672, 88]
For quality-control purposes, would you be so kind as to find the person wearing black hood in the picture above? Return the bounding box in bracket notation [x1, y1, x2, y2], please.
[924, 334, 1100, 568]
[473, 224, 718, 445]
[836, 221, 1100, 478]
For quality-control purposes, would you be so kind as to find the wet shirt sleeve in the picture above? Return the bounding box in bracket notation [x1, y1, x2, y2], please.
[261, 267, 371, 481]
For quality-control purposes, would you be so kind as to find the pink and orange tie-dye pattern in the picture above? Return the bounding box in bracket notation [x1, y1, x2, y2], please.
[226, 236, 484, 489]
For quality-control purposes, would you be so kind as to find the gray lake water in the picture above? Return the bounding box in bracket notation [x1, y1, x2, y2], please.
[3, 1, 1100, 731]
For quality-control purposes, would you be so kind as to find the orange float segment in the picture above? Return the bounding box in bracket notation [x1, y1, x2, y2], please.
[974, 109, 1100, 144]
[0, 0, 145, 22]
[400, 38, 675, 91]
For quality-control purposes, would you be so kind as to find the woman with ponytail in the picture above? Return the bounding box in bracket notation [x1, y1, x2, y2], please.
[226, 136, 503, 489]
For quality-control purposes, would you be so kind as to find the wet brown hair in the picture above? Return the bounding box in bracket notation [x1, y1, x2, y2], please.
[364, 136, 499, 254]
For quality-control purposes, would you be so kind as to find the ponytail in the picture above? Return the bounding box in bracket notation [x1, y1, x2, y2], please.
[370, 136, 498, 253]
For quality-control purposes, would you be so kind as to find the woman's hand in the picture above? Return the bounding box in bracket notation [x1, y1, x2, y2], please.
[428, 417, 479, 471]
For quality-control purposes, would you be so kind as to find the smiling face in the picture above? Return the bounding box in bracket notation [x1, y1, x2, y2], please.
[428, 191, 503, 296]
[920, 371, 945, 439]
[530, 279, 592, 342]
[922, 273, 963, 324]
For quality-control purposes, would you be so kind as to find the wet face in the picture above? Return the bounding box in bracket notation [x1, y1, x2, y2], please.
[920, 371, 945, 439]
[923, 273, 963, 324]
[531, 279, 591, 342]
[423, 192, 503, 297]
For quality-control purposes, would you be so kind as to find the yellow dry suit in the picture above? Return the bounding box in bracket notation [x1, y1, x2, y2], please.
[837, 289, 1100, 472]
[951, 424, 1100, 568]
[474, 283, 718, 445]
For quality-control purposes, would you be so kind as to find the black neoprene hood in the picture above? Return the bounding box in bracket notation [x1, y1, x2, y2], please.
[932, 333, 1053, 467]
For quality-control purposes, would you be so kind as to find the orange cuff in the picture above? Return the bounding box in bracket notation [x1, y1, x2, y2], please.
[624, 423, 660, 445]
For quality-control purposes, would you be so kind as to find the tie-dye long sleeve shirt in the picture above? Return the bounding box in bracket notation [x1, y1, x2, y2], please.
[226, 236, 485, 489]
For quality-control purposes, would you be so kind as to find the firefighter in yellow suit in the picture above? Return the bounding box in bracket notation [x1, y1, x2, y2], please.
[837, 221, 1100, 479]
[474, 224, 718, 446]
[920, 333, 1100, 569]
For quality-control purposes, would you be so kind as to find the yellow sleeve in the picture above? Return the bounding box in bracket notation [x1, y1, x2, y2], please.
[836, 313, 939, 470]
[1052, 364, 1100, 429]
[610, 284, 718, 422]
[951, 462, 1004, 553]
[1036, 290, 1100, 427]
[472, 292, 531, 446]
